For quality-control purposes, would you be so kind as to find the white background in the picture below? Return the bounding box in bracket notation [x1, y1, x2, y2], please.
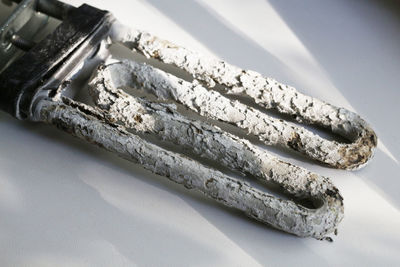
[1, 0, 400, 266]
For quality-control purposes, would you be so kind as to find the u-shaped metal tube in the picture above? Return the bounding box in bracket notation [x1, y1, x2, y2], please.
[31, 21, 380, 239]
[112, 26, 377, 170]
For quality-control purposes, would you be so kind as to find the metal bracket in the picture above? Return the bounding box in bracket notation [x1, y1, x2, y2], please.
[0, 0, 114, 119]
[0, 0, 49, 72]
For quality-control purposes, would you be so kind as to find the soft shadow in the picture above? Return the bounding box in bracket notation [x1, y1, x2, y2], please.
[356, 147, 400, 208]
[267, 0, 400, 207]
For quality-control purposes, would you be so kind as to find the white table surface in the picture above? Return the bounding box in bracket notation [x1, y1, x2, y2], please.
[1, 0, 399, 266]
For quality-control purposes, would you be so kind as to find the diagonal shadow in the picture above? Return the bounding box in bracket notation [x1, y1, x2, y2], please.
[266, 0, 400, 159]
[141, 0, 297, 85]
[267, 0, 400, 208]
